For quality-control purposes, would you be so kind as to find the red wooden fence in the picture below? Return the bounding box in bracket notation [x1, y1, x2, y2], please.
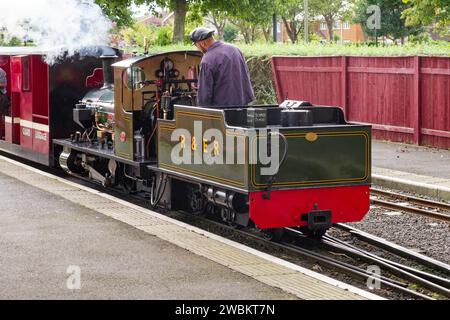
[271, 56, 450, 149]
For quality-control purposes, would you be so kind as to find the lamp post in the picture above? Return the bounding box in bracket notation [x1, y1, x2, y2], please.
[304, 0, 309, 43]
[273, 13, 278, 42]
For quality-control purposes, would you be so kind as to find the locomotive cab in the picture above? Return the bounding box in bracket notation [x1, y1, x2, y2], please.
[112, 51, 202, 162]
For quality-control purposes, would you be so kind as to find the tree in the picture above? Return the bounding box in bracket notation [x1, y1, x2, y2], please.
[95, 0, 153, 28]
[277, 0, 305, 43]
[353, 0, 423, 43]
[205, 12, 227, 40]
[311, 0, 349, 42]
[402, 0, 450, 34]
[223, 24, 239, 42]
[203, 0, 275, 44]
[97, 0, 195, 43]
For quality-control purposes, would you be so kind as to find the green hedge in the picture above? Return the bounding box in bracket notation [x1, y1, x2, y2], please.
[147, 42, 450, 58]
[142, 42, 450, 104]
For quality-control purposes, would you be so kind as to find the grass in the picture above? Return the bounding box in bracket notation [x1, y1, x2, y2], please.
[142, 41, 450, 58]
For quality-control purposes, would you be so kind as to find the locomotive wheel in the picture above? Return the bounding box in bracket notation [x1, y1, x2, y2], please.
[120, 175, 137, 194]
[261, 228, 284, 242]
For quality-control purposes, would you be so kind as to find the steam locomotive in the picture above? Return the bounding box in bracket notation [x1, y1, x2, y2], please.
[0, 46, 371, 239]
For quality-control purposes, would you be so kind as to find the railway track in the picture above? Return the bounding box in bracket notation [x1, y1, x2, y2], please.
[370, 187, 450, 222]
[280, 225, 450, 300]
[198, 217, 450, 300]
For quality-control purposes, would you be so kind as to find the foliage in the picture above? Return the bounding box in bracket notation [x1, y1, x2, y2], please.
[277, 0, 305, 43]
[118, 23, 156, 48]
[311, 0, 350, 42]
[156, 26, 173, 46]
[246, 57, 278, 104]
[223, 24, 239, 43]
[0, 35, 23, 46]
[143, 42, 450, 57]
[94, 0, 153, 28]
[402, 0, 450, 34]
[132, 41, 449, 104]
[353, 0, 423, 41]
[117, 22, 174, 49]
[204, 0, 275, 44]
[184, 11, 204, 44]
[152, 0, 202, 43]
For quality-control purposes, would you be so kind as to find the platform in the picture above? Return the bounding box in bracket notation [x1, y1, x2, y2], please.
[372, 140, 450, 201]
[0, 156, 381, 300]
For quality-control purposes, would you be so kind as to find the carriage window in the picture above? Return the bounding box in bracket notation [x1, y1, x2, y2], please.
[22, 56, 30, 91]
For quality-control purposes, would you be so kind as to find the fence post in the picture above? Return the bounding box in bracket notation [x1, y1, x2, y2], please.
[413, 56, 421, 145]
[270, 57, 282, 103]
[341, 56, 348, 118]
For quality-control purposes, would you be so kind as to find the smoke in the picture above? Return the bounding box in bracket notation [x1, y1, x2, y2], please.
[0, 0, 113, 64]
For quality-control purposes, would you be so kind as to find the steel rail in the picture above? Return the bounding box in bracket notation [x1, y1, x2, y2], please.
[337, 223, 450, 275]
[319, 236, 450, 298]
[230, 227, 432, 300]
[370, 188, 450, 222]
[176, 217, 430, 300]
[371, 188, 450, 212]
[323, 234, 450, 290]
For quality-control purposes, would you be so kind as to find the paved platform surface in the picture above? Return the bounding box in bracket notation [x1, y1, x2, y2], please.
[372, 141, 450, 201]
[0, 156, 380, 300]
[0, 173, 295, 300]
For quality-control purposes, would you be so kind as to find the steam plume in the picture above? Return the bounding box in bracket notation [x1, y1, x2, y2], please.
[0, 0, 113, 64]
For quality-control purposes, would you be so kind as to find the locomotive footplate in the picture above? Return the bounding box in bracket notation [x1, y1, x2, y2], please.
[53, 139, 154, 170]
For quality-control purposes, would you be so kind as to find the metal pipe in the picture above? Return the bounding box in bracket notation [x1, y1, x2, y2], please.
[100, 55, 118, 89]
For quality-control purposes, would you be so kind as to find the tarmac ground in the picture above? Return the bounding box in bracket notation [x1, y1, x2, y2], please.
[372, 140, 450, 201]
[0, 172, 296, 300]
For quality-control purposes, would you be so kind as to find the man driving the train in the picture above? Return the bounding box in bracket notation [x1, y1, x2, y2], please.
[190, 27, 255, 107]
[0, 67, 10, 114]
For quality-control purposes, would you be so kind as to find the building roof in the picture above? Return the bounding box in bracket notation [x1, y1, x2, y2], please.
[0, 46, 118, 57]
[136, 11, 174, 27]
[0, 47, 50, 55]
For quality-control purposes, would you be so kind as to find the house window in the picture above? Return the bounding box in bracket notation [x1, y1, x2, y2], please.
[334, 21, 340, 29]
[343, 21, 351, 29]
[320, 22, 327, 30]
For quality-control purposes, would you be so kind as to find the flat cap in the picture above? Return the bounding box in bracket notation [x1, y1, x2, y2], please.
[190, 27, 215, 44]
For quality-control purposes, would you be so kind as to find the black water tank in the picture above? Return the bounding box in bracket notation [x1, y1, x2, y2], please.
[281, 110, 313, 127]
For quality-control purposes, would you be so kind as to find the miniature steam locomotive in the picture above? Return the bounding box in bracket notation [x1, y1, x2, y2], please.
[0, 46, 371, 239]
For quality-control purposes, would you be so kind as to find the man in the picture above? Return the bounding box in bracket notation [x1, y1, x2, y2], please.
[0, 67, 9, 113]
[190, 27, 255, 107]
[0, 67, 9, 140]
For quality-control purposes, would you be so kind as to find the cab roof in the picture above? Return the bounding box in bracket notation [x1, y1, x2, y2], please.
[112, 50, 202, 68]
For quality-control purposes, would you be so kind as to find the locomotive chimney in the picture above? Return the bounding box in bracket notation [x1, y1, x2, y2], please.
[100, 54, 118, 89]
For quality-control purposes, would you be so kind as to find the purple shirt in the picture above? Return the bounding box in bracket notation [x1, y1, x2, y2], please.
[197, 41, 255, 107]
